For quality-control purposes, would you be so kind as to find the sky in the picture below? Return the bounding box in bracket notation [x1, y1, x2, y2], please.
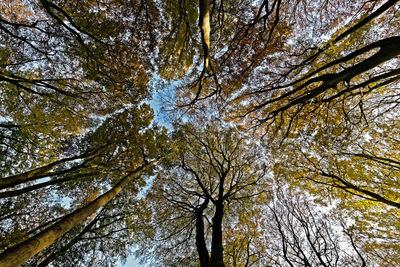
[119, 255, 144, 267]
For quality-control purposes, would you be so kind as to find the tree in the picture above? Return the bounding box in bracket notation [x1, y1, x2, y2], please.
[0, 161, 152, 267]
[0, 0, 161, 178]
[264, 189, 368, 266]
[0, 104, 167, 265]
[0, 0, 163, 264]
[271, 100, 400, 265]
[154, 1, 400, 264]
[157, 0, 295, 110]
[2, 0, 400, 265]
[27, 195, 152, 267]
[225, 0, 400, 132]
[135, 123, 269, 266]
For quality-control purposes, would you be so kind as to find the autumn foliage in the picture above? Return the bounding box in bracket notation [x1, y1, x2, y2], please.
[0, 0, 399, 266]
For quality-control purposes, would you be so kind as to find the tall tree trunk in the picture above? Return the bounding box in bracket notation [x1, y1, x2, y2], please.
[196, 199, 210, 267]
[199, 0, 211, 70]
[321, 172, 400, 209]
[0, 161, 154, 267]
[0, 155, 83, 189]
[290, 0, 400, 80]
[0, 172, 98, 199]
[333, 0, 399, 45]
[0, 145, 105, 190]
[36, 208, 103, 267]
[210, 201, 225, 267]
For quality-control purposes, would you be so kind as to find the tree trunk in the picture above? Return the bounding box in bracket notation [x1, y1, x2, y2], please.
[0, 155, 81, 189]
[196, 199, 210, 267]
[37, 210, 102, 267]
[0, 161, 154, 267]
[199, 0, 211, 70]
[321, 172, 400, 209]
[210, 201, 225, 267]
[0, 172, 98, 199]
[0, 148, 103, 190]
[265, 36, 400, 118]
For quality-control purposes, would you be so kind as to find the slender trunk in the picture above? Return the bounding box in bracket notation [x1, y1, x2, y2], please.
[210, 201, 225, 267]
[199, 0, 211, 70]
[196, 199, 210, 267]
[0, 161, 154, 267]
[0, 148, 103, 190]
[268, 36, 400, 117]
[190, 0, 220, 104]
[0, 123, 20, 129]
[0, 156, 81, 189]
[0, 145, 106, 190]
[321, 172, 400, 209]
[333, 0, 399, 44]
[0, 172, 98, 199]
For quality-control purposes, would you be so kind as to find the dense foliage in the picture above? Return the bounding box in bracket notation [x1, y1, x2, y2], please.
[0, 0, 399, 266]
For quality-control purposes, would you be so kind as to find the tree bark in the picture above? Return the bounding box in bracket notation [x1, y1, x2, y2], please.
[0, 172, 98, 199]
[256, 36, 400, 121]
[0, 161, 154, 267]
[0, 146, 104, 190]
[210, 201, 225, 267]
[36, 209, 102, 267]
[320, 172, 400, 209]
[199, 0, 211, 70]
[196, 199, 210, 267]
[0, 155, 82, 189]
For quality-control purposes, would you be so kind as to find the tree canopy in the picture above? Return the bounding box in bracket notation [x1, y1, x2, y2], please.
[1, 0, 399, 266]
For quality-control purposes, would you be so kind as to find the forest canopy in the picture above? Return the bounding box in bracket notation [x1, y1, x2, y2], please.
[0, 0, 399, 266]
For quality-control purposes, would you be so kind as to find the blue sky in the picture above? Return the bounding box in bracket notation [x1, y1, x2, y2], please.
[119, 255, 144, 267]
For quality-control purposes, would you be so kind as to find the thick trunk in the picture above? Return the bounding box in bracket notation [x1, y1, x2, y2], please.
[210, 201, 225, 267]
[0, 161, 153, 267]
[37, 211, 100, 267]
[286, 0, 399, 85]
[196, 199, 210, 267]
